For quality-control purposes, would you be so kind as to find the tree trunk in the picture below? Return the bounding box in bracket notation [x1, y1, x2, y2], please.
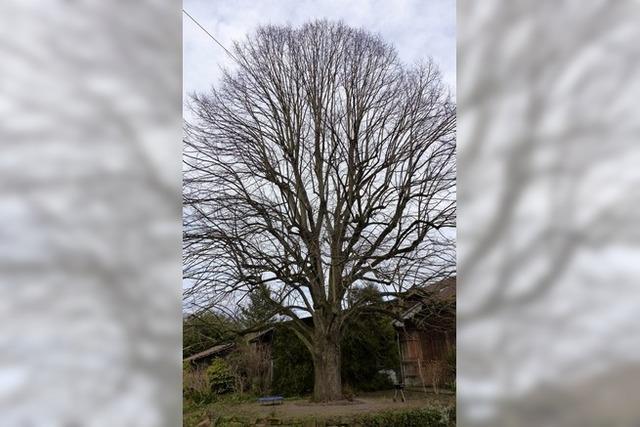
[312, 331, 342, 402]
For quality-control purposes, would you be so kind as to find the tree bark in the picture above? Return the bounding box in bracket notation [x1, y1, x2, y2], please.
[311, 330, 342, 402]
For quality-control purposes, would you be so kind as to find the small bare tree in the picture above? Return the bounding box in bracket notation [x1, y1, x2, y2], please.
[184, 20, 455, 401]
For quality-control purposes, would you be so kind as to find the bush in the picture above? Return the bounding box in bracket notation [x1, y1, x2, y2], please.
[447, 404, 456, 425]
[184, 358, 239, 405]
[364, 371, 394, 391]
[353, 407, 450, 427]
[271, 326, 314, 396]
[341, 311, 399, 392]
[211, 407, 453, 427]
[183, 363, 213, 404]
[271, 311, 399, 395]
[226, 341, 272, 396]
[207, 358, 234, 394]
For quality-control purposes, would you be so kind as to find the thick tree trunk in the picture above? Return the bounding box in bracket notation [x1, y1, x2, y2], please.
[311, 331, 342, 402]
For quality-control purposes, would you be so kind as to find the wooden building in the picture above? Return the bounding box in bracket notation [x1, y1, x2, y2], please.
[184, 277, 456, 392]
[393, 276, 456, 390]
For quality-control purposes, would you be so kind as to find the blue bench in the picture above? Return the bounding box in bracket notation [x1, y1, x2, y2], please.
[257, 396, 284, 406]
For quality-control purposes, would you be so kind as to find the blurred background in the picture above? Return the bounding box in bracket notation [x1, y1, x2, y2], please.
[1, 0, 640, 426]
[0, 1, 182, 426]
[458, 0, 640, 426]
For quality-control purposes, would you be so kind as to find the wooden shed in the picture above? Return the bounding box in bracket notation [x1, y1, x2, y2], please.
[393, 276, 456, 390]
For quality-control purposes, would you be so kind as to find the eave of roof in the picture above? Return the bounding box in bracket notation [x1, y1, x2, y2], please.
[183, 342, 235, 362]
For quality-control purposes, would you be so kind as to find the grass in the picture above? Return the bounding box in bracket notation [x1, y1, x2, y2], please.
[184, 390, 455, 427]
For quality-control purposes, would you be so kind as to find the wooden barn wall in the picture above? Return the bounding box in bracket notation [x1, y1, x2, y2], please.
[399, 327, 454, 388]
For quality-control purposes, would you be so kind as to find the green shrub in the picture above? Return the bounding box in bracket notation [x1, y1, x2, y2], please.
[207, 358, 234, 395]
[211, 407, 452, 427]
[271, 309, 399, 395]
[447, 404, 456, 426]
[271, 326, 314, 396]
[353, 407, 450, 427]
[341, 310, 399, 392]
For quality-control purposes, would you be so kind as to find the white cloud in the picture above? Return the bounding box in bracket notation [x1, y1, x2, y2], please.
[183, 0, 455, 102]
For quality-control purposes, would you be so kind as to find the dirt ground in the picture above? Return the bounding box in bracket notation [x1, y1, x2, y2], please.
[209, 390, 454, 420]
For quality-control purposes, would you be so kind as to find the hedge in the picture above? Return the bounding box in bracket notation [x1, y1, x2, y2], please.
[210, 407, 454, 427]
[352, 407, 451, 427]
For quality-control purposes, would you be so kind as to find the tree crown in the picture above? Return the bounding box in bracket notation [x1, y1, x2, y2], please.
[184, 20, 456, 337]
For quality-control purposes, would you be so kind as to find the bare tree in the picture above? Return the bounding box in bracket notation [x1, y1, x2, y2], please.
[183, 20, 455, 401]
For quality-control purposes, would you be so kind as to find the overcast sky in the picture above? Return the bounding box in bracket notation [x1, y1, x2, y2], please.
[183, 0, 455, 103]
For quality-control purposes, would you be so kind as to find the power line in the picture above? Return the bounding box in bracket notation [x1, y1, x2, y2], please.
[182, 9, 240, 64]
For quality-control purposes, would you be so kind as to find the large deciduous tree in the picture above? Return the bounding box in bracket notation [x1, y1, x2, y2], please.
[184, 20, 455, 401]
